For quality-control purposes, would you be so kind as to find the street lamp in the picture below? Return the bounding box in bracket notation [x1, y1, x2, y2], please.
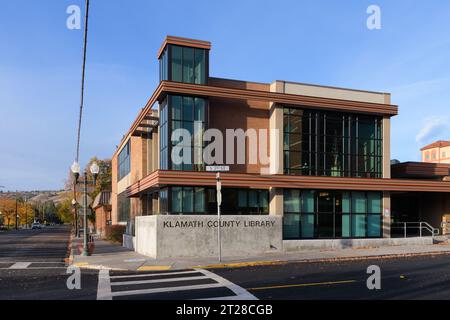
[71, 161, 80, 237]
[71, 161, 99, 256]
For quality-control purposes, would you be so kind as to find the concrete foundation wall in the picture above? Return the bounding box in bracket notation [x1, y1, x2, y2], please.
[134, 215, 282, 258]
[135, 216, 157, 257]
[283, 236, 432, 251]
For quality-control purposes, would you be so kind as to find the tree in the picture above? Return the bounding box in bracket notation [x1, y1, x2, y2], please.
[0, 199, 17, 228]
[85, 157, 112, 199]
[56, 198, 73, 224]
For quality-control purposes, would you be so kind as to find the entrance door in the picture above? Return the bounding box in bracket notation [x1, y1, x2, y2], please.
[318, 192, 334, 238]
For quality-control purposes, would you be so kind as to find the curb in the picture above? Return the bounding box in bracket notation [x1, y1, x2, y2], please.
[193, 250, 450, 270]
[72, 262, 126, 271]
[64, 231, 75, 266]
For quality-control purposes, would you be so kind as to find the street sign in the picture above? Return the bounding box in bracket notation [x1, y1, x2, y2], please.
[206, 165, 230, 172]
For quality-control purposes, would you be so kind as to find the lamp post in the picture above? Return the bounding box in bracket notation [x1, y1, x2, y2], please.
[71, 161, 80, 238]
[71, 161, 99, 256]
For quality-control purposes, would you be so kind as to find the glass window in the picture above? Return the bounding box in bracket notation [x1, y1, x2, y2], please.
[182, 187, 194, 213]
[183, 47, 194, 83]
[283, 190, 382, 240]
[283, 107, 382, 178]
[284, 189, 301, 213]
[352, 214, 366, 237]
[194, 98, 205, 121]
[118, 140, 131, 180]
[194, 187, 205, 212]
[283, 214, 300, 239]
[171, 45, 182, 82]
[249, 190, 258, 208]
[342, 214, 351, 237]
[172, 187, 182, 213]
[301, 214, 315, 238]
[302, 191, 315, 213]
[352, 192, 367, 213]
[368, 192, 382, 213]
[238, 190, 247, 207]
[367, 215, 381, 237]
[183, 97, 194, 122]
[194, 49, 206, 84]
[117, 192, 130, 222]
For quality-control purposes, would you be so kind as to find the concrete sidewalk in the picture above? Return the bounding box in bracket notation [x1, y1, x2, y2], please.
[70, 235, 450, 271]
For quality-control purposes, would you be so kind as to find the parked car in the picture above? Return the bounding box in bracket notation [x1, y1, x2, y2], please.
[31, 223, 42, 230]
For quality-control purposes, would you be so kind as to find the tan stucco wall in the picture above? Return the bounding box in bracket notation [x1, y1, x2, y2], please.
[422, 146, 450, 164]
[275, 80, 390, 105]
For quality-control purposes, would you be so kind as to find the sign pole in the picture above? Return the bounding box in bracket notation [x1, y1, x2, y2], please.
[216, 172, 222, 262]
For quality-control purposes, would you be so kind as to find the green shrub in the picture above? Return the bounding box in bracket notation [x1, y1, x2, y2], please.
[105, 225, 126, 244]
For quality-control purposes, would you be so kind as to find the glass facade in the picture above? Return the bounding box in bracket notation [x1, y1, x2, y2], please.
[117, 191, 130, 222]
[283, 107, 383, 178]
[283, 190, 382, 239]
[159, 44, 207, 84]
[160, 94, 207, 171]
[165, 187, 269, 215]
[118, 140, 131, 180]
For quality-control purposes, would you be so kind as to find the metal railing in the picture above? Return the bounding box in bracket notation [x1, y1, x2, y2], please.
[391, 221, 439, 239]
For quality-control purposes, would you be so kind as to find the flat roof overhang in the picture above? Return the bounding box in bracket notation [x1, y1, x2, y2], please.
[392, 161, 450, 179]
[126, 170, 450, 198]
[117, 81, 398, 155]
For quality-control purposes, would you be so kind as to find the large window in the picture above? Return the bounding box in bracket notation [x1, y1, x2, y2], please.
[160, 99, 169, 170]
[117, 192, 130, 222]
[166, 187, 269, 215]
[159, 45, 207, 84]
[283, 190, 382, 239]
[163, 95, 207, 171]
[118, 140, 130, 180]
[283, 108, 383, 178]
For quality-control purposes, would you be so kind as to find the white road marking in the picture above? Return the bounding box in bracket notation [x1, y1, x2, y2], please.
[196, 269, 258, 300]
[9, 262, 31, 269]
[97, 269, 112, 300]
[110, 283, 225, 297]
[96, 268, 258, 300]
[109, 270, 199, 279]
[111, 275, 208, 286]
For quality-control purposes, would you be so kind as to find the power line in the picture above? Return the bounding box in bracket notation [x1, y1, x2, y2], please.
[75, 0, 90, 162]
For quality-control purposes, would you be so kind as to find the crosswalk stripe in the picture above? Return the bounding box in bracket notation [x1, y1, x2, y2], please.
[97, 268, 258, 300]
[97, 270, 112, 300]
[110, 270, 199, 279]
[9, 262, 31, 269]
[196, 269, 258, 300]
[110, 275, 208, 286]
[110, 283, 225, 297]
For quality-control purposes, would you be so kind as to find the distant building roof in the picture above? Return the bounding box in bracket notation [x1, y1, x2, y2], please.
[92, 191, 111, 209]
[421, 140, 450, 151]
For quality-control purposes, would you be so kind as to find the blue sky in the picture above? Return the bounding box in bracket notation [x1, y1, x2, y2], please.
[1, 0, 450, 191]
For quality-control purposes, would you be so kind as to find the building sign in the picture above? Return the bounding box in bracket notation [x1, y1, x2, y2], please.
[162, 219, 276, 229]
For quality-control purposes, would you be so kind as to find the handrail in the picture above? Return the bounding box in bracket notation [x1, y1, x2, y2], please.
[391, 221, 439, 238]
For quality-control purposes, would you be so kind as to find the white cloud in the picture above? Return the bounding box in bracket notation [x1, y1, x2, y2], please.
[415, 116, 449, 143]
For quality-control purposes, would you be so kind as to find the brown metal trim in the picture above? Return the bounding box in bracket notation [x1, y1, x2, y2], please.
[157, 36, 211, 59]
[392, 162, 450, 178]
[116, 80, 398, 157]
[161, 81, 398, 116]
[126, 170, 450, 197]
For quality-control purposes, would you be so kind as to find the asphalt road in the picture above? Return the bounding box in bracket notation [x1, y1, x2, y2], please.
[213, 254, 450, 300]
[0, 225, 98, 300]
[2, 226, 450, 300]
